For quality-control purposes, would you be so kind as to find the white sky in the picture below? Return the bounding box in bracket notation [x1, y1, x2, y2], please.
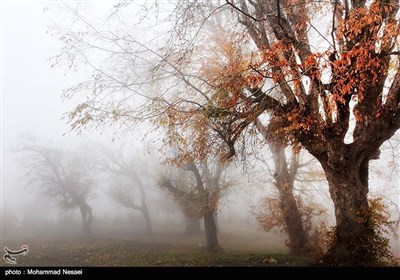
[2, 2, 71, 144]
[0, 0, 158, 228]
[0, 1, 99, 226]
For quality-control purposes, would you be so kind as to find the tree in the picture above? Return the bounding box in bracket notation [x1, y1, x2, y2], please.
[97, 145, 153, 235]
[158, 157, 230, 252]
[52, 0, 400, 265]
[162, 0, 400, 265]
[19, 137, 94, 236]
[253, 130, 331, 256]
[255, 118, 310, 255]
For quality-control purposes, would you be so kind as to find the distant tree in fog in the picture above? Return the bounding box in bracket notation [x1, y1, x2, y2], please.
[158, 157, 231, 252]
[96, 145, 152, 235]
[19, 137, 94, 236]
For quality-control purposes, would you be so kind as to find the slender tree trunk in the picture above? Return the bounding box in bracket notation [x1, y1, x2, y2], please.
[271, 145, 310, 255]
[276, 181, 309, 255]
[185, 217, 201, 236]
[256, 119, 309, 255]
[321, 155, 374, 266]
[203, 210, 219, 252]
[77, 200, 93, 237]
[141, 204, 152, 235]
[137, 182, 152, 235]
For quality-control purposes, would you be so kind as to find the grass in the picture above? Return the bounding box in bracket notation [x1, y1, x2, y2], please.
[0, 231, 309, 267]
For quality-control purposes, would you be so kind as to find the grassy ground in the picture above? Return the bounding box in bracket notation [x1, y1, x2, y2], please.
[1, 231, 309, 267]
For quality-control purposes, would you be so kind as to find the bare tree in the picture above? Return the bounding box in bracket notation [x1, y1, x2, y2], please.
[19, 137, 94, 236]
[97, 145, 152, 235]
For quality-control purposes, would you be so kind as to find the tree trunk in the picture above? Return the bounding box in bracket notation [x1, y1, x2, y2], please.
[203, 210, 219, 252]
[321, 155, 374, 266]
[185, 217, 201, 236]
[256, 119, 309, 255]
[77, 200, 93, 237]
[137, 182, 153, 235]
[276, 182, 309, 255]
[141, 204, 153, 235]
[271, 145, 310, 255]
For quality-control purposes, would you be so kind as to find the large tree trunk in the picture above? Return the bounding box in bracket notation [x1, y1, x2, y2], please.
[271, 145, 310, 255]
[203, 210, 219, 252]
[321, 154, 374, 266]
[185, 217, 201, 236]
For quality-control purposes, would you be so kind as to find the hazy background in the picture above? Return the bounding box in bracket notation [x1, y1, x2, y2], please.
[2, 1, 75, 216]
[1, 1, 399, 263]
[1, 1, 125, 240]
[0, 0, 257, 235]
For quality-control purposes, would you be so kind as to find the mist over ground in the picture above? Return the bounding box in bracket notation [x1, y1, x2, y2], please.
[1, 1, 400, 267]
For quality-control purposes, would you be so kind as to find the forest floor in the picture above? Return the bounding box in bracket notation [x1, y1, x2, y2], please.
[0, 231, 309, 267]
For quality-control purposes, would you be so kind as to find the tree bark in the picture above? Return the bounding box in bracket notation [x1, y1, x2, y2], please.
[185, 217, 202, 236]
[256, 118, 310, 255]
[203, 210, 219, 252]
[277, 182, 310, 255]
[321, 154, 374, 266]
[271, 146, 310, 255]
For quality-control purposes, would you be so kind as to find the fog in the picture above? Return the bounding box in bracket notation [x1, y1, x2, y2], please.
[1, 2, 260, 239]
[1, 1, 399, 268]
